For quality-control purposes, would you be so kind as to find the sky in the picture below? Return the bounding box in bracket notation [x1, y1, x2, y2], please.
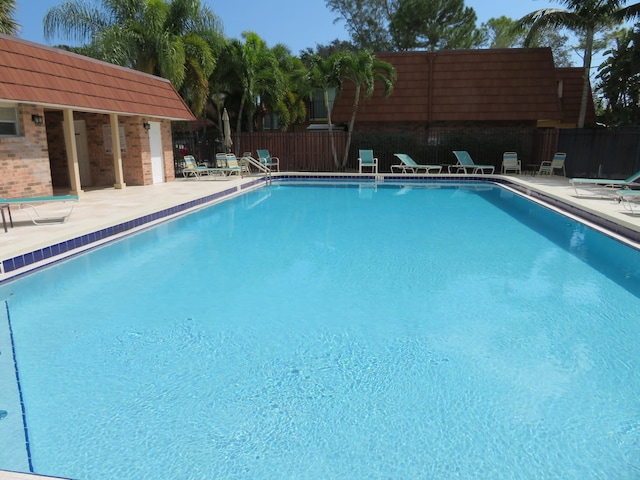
[17, 0, 572, 57]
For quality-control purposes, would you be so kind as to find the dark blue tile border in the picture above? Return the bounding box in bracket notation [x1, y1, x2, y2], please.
[0, 181, 262, 280]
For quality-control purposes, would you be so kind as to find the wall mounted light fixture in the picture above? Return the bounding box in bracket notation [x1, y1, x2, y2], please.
[31, 114, 44, 126]
[143, 122, 151, 131]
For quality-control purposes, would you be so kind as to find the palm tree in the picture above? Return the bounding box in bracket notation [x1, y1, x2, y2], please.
[44, 0, 222, 116]
[0, 0, 18, 35]
[224, 32, 282, 134]
[307, 53, 344, 169]
[336, 50, 396, 169]
[516, 0, 640, 128]
[260, 43, 308, 131]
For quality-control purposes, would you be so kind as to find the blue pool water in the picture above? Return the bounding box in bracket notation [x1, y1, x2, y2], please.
[2, 181, 640, 479]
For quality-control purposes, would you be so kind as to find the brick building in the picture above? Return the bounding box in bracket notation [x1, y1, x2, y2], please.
[0, 34, 195, 199]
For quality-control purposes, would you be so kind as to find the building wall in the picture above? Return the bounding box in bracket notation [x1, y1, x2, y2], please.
[2, 105, 176, 198]
[0, 104, 53, 198]
[45, 111, 174, 190]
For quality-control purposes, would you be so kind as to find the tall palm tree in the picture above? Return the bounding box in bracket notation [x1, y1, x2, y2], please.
[44, 0, 222, 116]
[307, 53, 344, 169]
[260, 43, 307, 131]
[337, 50, 396, 169]
[0, 0, 18, 35]
[517, 0, 640, 128]
[225, 32, 280, 133]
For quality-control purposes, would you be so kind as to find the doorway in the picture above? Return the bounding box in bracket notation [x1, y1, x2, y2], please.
[149, 122, 165, 184]
[73, 120, 92, 186]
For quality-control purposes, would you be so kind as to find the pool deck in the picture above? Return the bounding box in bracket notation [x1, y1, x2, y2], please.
[1, 172, 640, 286]
[1, 171, 640, 480]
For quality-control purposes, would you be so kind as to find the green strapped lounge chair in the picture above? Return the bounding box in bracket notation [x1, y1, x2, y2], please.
[358, 149, 378, 174]
[0, 194, 78, 232]
[224, 154, 244, 177]
[501, 152, 521, 174]
[256, 149, 280, 172]
[449, 151, 495, 174]
[391, 153, 442, 174]
[182, 155, 226, 179]
[538, 152, 566, 176]
[570, 170, 640, 196]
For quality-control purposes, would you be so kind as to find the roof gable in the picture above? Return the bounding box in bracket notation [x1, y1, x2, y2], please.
[0, 34, 195, 121]
[331, 48, 582, 124]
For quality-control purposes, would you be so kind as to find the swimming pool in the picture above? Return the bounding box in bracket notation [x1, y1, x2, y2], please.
[2, 181, 640, 479]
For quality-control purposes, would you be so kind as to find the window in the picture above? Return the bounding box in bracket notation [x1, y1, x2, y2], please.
[0, 105, 19, 136]
[309, 89, 328, 120]
[263, 114, 280, 130]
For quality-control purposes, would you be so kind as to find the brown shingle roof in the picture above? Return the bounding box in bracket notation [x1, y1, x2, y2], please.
[331, 48, 592, 124]
[0, 34, 195, 121]
[556, 67, 596, 125]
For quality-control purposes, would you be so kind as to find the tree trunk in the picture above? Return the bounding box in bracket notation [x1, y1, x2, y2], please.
[324, 88, 339, 169]
[578, 28, 594, 129]
[236, 96, 245, 135]
[342, 85, 361, 168]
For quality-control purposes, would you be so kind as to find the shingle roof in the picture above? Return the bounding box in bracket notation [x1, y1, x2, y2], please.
[332, 48, 593, 125]
[0, 34, 195, 121]
[556, 67, 596, 124]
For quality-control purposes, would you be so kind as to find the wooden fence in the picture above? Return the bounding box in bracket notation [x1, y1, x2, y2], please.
[172, 125, 640, 179]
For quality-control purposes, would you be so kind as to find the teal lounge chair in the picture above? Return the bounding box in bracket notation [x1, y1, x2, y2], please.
[358, 149, 378, 174]
[0, 194, 78, 231]
[391, 153, 442, 174]
[256, 149, 280, 172]
[501, 152, 521, 174]
[450, 151, 495, 174]
[538, 152, 566, 176]
[570, 170, 640, 196]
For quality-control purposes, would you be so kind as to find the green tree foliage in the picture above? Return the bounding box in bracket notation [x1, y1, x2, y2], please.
[389, 0, 482, 51]
[300, 39, 357, 62]
[336, 50, 396, 168]
[516, 0, 640, 128]
[223, 32, 284, 133]
[325, 0, 482, 51]
[0, 0, 18, 35]
[209, 33, 306, 134]
[261, 43, 309, 131]
[44, 0, 222, 115]
[326, 0, 392, 51]
[596, 24, 640, 125]
[480, 16, 573, 67]
[480, 16, 522, 48]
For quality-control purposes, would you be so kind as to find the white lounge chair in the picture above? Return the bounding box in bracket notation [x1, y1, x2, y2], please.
[615, 190, 640, 213]
[183, 155, 225, 179]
